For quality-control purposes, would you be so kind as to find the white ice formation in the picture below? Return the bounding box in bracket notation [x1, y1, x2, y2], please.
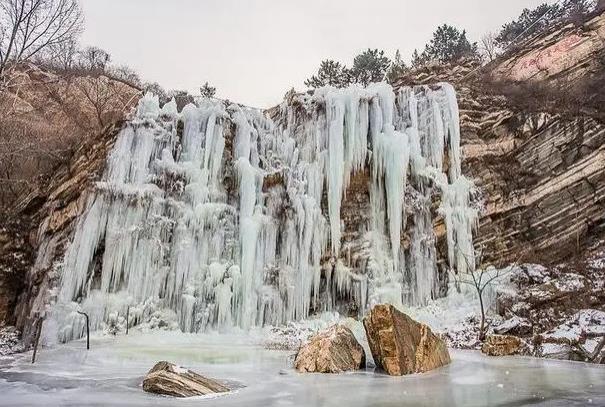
[52, 83, 478, 341]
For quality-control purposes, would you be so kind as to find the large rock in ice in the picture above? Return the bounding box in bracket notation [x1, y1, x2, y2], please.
[294, 325, 366, 373]
[142, 361, 229, 397]
[363, 304, 450, 375]
[481, 334, 523, 356]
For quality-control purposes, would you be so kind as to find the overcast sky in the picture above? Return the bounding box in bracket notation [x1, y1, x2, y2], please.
[80, 0, 551, 108]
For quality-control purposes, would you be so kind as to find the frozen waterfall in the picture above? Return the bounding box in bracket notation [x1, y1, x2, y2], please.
[51, 82, 478, 341]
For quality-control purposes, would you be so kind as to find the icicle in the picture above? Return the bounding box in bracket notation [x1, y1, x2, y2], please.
[439, 176, 479, 275]
[160, 98, 178, 117]
[52, 82, 476, 341]
[325, 90, 346, 255]
[438, 82, 462, 180]
[137, 92, 160, 119]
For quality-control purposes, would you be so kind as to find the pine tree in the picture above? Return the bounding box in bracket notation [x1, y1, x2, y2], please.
[423, 25, 479, 64]
[495, 4, 561, 47]
[304, 60, 350, 88]
[385, 49, 408, 84]
[563, 0, 597, 22]
[411, 49, 428, 68]
[200, 82, 216, 98]
[349, 49, 391, 86]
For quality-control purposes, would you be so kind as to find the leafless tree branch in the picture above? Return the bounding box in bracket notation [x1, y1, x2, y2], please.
[0, 0, 83, 76]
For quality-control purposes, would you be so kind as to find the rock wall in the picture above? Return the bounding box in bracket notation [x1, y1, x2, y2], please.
[0, 225, 29, 324]
[466, 12, 605, 265]
[467, 113, 605, 265]
[393, 12, 605, 266]
[493, 12, 605, 83]
[0, 65, 140, 328]
[1, 122, 123, 338]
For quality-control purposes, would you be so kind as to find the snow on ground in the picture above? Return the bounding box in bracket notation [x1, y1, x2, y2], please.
[0, 326, 23, 356]
[1, 331, 604, 407]
[538, 309, 605, 357]
[543, 310, 605, 342]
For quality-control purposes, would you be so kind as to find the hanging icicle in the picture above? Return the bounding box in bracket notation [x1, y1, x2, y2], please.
[52, 83, 477, 341]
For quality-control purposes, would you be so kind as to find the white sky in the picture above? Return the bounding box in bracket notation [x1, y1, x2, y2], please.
[81, 0, 551, 108]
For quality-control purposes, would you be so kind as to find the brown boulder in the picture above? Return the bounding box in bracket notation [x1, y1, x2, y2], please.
[294, 325, 366, 373]
[142, 361, 229, 397]
[363, 304, 451, 375]
[481, 335, 523, 356]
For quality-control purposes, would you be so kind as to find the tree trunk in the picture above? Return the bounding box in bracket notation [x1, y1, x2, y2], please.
[478, 292, 486, 341]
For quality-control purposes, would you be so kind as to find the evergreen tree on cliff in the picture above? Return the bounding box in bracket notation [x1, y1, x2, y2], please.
[305, 49, 393, 89]
[385, 50, 409, 84]
[495, 1, 598, 48]
[304, 60, 350, 88]
[200, 82, 216, 98]
[349, 48, 391, 86]
[422, 24, 479, 64]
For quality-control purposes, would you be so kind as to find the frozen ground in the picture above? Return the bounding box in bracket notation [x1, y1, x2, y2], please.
[0, 331, 604, 407]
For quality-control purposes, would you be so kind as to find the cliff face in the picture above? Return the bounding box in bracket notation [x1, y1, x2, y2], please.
[0, 65, 138, 331]
[467, 12, 605, 266]
[466, 109, 604, 265]
[2, 12, 605, 332]
[11, 123, 123, 339]
[390, 11, 605, 267]
[492, 12, 605, 83]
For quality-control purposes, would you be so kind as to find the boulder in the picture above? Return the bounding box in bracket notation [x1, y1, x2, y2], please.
[525, 273, 588, 306]
[493, 316, 532, 336]
[481, 335, 523, 356]
[142, 361, 229, 397]
[294, 325, 365, 373]
[363, 304, 450, 376]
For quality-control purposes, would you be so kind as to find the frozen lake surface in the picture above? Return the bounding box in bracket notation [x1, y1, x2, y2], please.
[0, 332, 604, 406]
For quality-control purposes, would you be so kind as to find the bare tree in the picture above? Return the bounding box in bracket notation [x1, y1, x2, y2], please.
[73, 75, 139, 129]
[107, 64, 141, 87]
[47, 36, 78, 71]
[77, 46, 111, 72]
[480, 32, 499, 63]
[0, 0, 83, 75]
[0, 93, 76, 210]
[455, 245, 525, 341]
[0, 67, 139, 212]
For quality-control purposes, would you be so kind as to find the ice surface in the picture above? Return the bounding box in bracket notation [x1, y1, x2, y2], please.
[0, 333, 604, 407]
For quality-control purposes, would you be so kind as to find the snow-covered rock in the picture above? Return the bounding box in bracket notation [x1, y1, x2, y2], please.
[535, 309, 605, 361]
[0, 325, 24, 356]
[493, 316, 532, 336]
[525, 273, 588, 305]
